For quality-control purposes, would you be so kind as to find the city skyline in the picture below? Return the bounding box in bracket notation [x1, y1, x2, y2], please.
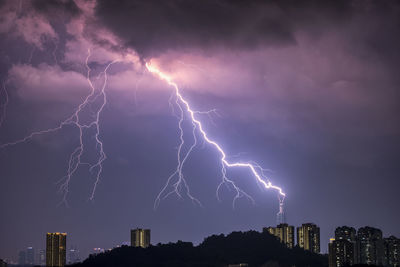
[1, 0, 399, 264]
[3, 223, 399, 266]
[329, 225, 400, 266]
[4, 222, 399, 265]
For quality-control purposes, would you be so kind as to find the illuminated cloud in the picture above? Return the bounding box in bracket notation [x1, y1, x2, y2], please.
[0, 1, 57, 50]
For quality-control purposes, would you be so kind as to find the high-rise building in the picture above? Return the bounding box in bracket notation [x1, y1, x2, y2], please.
[335, 226, 357, 242]
[37, 249, 46, 266]
[26, 247, 35, 265]
[384, 236, 400, 267]
[131, 228, 151, 248]
[297, 223, 320, 253]
[357, 226, 384, 265]
[329, 238, 336, 267]
[329, 226, 358, 267]
[329, 226, 399, 267]
[264, 223, 295, 248]
[46, 232, 66, 267]
[68, 246, 80, 264]
[329, 238, 354, 267]
[18, 250, 26, 266]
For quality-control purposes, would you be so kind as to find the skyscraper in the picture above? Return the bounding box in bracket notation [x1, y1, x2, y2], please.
[131, 228, 151, 248]
[37, 249, 46, 266]
[297, 223, 320, 253]
[68, 246, 80, 264]
[357, 226, 384, 265]
[329, 238, 354, 267]
[46, 232, 66, 267]
[18, 250, 26, 266]
[335, 226, 357, 242]
[26, 247, 35, 265]
[264, 223, 295, 248]
[328, 226, 358, 267]
[383, 236, 400, 267]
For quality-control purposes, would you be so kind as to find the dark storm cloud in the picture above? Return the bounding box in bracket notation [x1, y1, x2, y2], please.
[32, 0, 81, 18]
[1, 0, 400, 262]
[95, 0, 400, 66]
[94, 0, 350, 58]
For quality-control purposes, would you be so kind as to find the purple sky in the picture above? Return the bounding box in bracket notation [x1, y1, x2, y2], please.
[0, 0, 399, 262]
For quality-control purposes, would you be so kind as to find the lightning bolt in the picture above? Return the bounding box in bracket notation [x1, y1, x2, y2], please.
[145, 62, 286, 210]
[0, 48, 118, 205]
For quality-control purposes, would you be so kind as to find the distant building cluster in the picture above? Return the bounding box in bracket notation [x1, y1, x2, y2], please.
[12, 241, 79, 266]
[3, 223, 398, 267]
[264, 223, 320, 253]
[92, 248, 105, 255]
[16, 247, 45, 266]
[18, 247, 34, 265]
[328, 226, 400, 267]
[2, 227, 151, 266]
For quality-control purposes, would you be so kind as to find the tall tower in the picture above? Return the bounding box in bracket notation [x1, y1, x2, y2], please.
[46, 233, 66, 267]
[131, 228, 151, 248]
[276, 199, 286, 225]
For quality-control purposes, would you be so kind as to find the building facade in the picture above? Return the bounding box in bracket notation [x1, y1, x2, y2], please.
[264, 223, 295, 248]
[330, 226, 358, 266]
[18, 250, 26, 266]
[46, 232, 67, 267]
[335, 226, 357, 242]
[68, 246, 80, 264]
[26, 247, 35, 265]
[37, 249, 46, 266]
[329, 226, 399, 267]
[384, 236, 400, 267]
[329, 238, 354, 267]
[131, 228, 151, 248]
[357, 226, 384, 265]
[297, 223, 320, 253]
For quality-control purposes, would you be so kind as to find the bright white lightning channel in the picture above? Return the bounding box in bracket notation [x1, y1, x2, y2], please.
[0, 49, 117, 205]
[145, 62, 286, 210]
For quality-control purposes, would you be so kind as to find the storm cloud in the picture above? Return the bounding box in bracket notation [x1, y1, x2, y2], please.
[0, 0, 399, 263]
[94, 0, 355, 57]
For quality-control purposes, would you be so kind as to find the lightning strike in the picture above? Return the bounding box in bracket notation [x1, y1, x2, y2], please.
[145, 62, 286, 210]
[0, 48, 118, 205]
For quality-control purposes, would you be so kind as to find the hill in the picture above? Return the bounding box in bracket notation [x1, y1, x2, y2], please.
[72, 231, 328, 267]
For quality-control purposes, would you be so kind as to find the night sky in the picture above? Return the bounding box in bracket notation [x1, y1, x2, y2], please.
[1, 0, 399, 262]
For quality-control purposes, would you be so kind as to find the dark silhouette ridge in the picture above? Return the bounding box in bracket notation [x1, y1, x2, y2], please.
[71, 231, 328, 267]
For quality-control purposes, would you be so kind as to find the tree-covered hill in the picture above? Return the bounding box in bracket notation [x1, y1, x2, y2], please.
[72, 231, 328, 267]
